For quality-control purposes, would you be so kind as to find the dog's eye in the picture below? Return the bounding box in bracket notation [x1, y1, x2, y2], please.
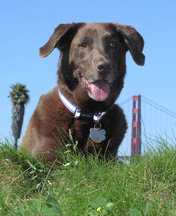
[109, 41, 116, 48]
[79, 42, 87, 48]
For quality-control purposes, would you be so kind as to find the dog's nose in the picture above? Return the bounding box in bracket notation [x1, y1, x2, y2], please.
[96, 61, 112, 74]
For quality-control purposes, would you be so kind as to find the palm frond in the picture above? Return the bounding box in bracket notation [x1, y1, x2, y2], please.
[8, 83, 30, 104]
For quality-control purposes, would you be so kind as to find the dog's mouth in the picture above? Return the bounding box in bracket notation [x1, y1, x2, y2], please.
[82, 77, 110, 101]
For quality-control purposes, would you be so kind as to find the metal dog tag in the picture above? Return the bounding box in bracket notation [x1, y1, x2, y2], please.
[89, 124, 106, 143]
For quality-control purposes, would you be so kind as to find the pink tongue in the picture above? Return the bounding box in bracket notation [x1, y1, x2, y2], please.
[83, 79, 110, 101]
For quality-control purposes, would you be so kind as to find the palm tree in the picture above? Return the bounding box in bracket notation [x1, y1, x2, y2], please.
[8, 83, 30, 150]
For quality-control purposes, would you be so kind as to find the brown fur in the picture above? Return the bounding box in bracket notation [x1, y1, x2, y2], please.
[20, 22, 145, 163]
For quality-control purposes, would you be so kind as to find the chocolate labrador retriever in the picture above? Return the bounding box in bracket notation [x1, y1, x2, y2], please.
[20, 22, 145, 163]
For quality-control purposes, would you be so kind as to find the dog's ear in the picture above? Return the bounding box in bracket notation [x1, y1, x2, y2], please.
[115, 23, 145, 66]
[39, 23, 84, 58]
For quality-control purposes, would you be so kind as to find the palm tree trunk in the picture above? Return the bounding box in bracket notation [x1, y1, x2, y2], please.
[14, 138, 18, 150]
[11, 102, 25, 149]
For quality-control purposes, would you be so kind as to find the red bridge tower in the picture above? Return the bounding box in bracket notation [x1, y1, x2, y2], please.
[131, 95, 141, 156]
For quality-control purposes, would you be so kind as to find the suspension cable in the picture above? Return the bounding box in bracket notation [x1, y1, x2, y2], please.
[141, 96, 176, 118]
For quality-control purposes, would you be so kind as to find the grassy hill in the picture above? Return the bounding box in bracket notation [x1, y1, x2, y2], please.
[0, 135, 176, 215]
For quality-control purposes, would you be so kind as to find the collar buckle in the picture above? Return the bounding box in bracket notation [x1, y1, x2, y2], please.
[74, 107, 81, 119]
[74, 107, 94, 122]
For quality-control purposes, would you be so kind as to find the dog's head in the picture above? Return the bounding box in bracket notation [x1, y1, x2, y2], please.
[40, 22, 145, 103]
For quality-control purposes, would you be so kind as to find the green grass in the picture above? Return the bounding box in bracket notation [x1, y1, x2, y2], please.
[0, 135, 176, 216]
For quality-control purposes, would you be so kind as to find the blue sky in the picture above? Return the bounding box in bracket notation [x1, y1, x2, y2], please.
[1, 1, 176, 151]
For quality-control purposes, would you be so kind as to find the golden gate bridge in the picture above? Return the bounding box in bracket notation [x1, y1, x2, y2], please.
[117, 95, 176, 158]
